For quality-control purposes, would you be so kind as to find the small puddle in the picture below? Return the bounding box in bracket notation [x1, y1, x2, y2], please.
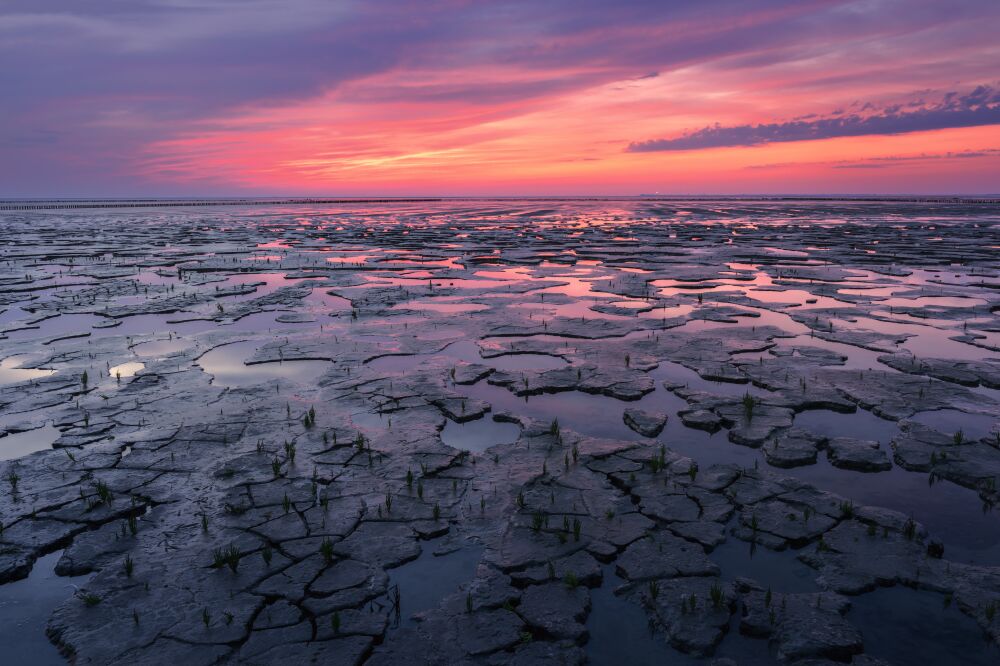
[487, 353, 568, 372]
[109, 361, 145, 379]
[133, 338, 192, 357]
[0, 423, 61, 461]
[711, 535, 819, 594]
[197, 341, 332, 388]
[0, 356, 54, 387]
[387, 542, 483, 628]
[3, 314, 103, 341]
[0, 550, 93, 665]
[908, 409, 997, 442]
[440, 416, 520, 452]
[393, 301, 490, 314]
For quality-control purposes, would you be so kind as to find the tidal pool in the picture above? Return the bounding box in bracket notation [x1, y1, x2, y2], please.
[197, 340, 333, 387]
[0, 422, 61, 461]
[440, 415, 520, 452]
[0, 355, 54, 386]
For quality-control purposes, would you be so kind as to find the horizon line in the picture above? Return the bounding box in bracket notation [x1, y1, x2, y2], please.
[4, 194, 1000, 212]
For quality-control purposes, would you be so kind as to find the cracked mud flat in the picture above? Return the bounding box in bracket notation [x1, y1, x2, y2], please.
[1, 198, 999, 665]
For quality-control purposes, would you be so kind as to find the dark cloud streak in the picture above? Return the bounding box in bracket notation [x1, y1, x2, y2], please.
[628, 86, 1000, 152]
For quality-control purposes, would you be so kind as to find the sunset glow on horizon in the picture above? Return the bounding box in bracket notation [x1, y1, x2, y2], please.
[2, 1, 999, 197]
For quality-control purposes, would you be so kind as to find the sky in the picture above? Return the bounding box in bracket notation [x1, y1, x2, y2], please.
[1, 0, 999, 197]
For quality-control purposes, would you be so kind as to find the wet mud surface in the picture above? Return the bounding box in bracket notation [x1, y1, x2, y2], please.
[1, 199, 999, 664]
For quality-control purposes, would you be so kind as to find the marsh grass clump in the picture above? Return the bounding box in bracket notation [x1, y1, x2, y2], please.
[224, 544, 241, 572]
[648, 579, 660, 600]
[212, 544, 241, 573]
[741, 392, 756, 421]
[95, 480, 113, 505]
[953, 430, 964, 446]
[710, 582, 724, 608]
[903, 517, 916, 540]
[563, 571, 579, 589]
[531, 512, 544, 532]
[271, 458, 282, 478]
[331, 611, 341, 633]
[6, 469, 20, 492]
[79, 592, 101, 607]
[262, 545, 273, 566]
[320, 537, 334, 565]
[839, 500, 854, 519]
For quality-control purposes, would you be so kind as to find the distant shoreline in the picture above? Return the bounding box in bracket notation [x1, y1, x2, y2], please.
[1, 195, 999, 211]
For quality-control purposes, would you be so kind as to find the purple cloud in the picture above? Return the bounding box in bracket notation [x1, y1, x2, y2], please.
[628, 85, 1000, 152]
